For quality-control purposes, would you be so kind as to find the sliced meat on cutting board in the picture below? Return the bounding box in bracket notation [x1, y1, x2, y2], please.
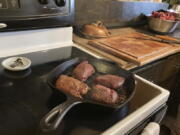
[88, 32, 180, 65]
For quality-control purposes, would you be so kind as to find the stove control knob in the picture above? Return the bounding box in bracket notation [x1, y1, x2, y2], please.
[55, 0, 66, 7]
[39, 0, 49, 4]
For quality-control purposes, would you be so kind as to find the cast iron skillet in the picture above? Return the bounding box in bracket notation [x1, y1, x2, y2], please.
[40, 57, 135, 132]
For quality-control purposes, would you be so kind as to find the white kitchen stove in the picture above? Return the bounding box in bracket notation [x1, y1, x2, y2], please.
[0, 27, 170, 135]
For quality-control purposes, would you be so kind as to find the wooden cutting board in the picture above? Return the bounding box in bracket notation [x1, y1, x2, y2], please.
[88, 32, 180, 65]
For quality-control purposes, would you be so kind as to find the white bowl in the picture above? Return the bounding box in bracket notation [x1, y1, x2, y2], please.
[2, 57, 31, 71]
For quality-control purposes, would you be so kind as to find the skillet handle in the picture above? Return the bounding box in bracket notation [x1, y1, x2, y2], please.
[40, 99, 81, 132]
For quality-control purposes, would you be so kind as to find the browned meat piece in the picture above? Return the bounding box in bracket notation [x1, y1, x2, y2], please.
[91, 84, 118, 104]
[73, 61, 95, 81]
[56, 75, 89, 98]
[94, 74, 125, 89]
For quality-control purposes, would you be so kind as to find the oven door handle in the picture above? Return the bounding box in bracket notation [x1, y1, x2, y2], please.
[0, 23, 7, 29]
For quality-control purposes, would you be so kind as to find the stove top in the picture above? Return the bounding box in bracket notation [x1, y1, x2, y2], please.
[0, 46, 169, 135]
[0, 46, 128, 135]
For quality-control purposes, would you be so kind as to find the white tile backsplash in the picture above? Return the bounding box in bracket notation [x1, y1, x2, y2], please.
[0, 27, 73, 58]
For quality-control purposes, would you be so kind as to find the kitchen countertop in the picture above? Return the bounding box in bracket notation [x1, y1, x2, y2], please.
[134, 26, 180, 39]
[170, 28, 180, 39]
[73, 27, 180, 70]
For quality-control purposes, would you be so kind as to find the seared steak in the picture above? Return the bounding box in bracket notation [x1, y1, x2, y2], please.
[73, 61, 95, 81]
[94, 74, 125, 89]
[56, 75, 89, 98]
[91, 84, 118, 104]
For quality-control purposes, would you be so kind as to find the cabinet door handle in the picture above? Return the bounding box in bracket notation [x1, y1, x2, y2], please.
[174, 64, 180, 69]
[0, 23, 7, 29]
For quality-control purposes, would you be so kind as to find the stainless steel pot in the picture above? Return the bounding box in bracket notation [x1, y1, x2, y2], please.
[148, 17, 180, 34]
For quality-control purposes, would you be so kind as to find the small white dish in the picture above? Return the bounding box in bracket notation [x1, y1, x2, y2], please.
[2, 57, 31, 71]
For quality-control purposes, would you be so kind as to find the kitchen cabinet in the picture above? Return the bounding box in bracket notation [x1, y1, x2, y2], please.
[132, 52, 180, 90]
[132, 52, 180, 116]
